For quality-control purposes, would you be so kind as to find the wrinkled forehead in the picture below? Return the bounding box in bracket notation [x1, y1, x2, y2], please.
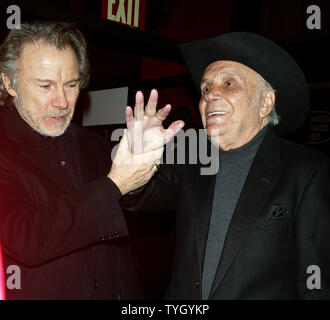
[17, 41, 79, 80]
[19, 41, 77, 66]
[202, 60, 259, 83]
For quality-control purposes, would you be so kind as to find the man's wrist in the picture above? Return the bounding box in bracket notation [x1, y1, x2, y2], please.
[107, 173, 126, 196]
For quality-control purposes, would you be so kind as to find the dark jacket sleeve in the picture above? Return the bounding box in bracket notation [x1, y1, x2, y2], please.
[120, 163, 181, 213]
[0, 159, 128, 268]
[295, 157, 330, 299]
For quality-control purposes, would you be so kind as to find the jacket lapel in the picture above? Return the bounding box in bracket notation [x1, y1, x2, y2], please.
[73, 125, 103, 185]
[208, 129, 281, 298]
[192, 134, 218, 276]
[192, 166, 216, 277]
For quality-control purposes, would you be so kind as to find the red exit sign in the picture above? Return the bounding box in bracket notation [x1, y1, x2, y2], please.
[101, 0, 146, 30]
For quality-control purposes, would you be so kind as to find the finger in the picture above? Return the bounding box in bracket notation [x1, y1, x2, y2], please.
[164, 120, 185, 144]
[145, 89, 158, 117]
[126, 106, 134, 131]
[113, 130, 129, 164]
[135, 91, 144, 121]
[125, 108, 140, 153]
[155, 104, 171, 122]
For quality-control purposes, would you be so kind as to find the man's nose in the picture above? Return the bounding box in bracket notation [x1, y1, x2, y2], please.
[203, 86, 222, 102]
[52, 88, 68, 109]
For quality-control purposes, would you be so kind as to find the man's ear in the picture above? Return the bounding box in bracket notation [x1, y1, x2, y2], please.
[1, 72, 18, 98]
[259, 90, 275, 119]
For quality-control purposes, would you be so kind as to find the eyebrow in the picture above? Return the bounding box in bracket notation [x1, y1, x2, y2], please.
[222, 70, 239, 77]
[35, 78, 80, 85]
[201, 70, 243, 86]
[200, 78, 212, 86]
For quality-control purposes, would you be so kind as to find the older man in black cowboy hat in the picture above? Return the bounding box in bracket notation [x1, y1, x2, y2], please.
[123, 32, 330, 299]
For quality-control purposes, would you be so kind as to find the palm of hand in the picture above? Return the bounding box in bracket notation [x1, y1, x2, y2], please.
[126, 89, 184, 154]
[128, 116, 166, 154]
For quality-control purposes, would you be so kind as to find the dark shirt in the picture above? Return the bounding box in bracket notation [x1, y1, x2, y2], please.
[47, 129, 83, 190]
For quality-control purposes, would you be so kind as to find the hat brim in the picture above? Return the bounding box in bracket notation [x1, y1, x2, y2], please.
[179, 32, 309, 136]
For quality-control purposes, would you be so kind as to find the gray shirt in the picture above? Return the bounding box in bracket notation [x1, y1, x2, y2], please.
[202, 126, 268, 299]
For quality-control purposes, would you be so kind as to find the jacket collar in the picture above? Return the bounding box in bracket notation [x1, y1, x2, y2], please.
[0, 109, 77, 192]
[0, 108, 70, 145]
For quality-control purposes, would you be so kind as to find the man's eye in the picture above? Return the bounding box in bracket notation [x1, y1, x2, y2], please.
[39, 85, 50, 89]
[225, 81, 233, 87]
[66, 83, 78, 89]
[202, 87, 210, 94]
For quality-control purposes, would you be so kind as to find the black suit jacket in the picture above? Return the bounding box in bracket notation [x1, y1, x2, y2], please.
[0, 109, 141, 299]
[123, 128, 330, 299]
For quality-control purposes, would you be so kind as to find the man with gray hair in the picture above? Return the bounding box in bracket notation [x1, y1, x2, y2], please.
[122, 32, 330, 299]
[0, 21, 179, 299]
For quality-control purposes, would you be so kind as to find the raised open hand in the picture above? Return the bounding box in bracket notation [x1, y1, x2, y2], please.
[126, 89, 185, 154]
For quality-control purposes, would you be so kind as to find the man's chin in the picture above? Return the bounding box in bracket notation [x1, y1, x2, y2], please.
[206, 125, 226, 138]
[38, 122, 71, 137]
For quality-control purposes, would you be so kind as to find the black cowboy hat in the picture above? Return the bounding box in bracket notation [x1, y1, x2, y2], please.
[179, 32, 309, 136]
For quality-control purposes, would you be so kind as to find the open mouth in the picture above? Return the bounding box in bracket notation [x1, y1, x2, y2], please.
[207, 111, 229, 119]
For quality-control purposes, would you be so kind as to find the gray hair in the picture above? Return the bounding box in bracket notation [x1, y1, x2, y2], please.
[0, 21, 90, 109]
[255, 74, 280, 126]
